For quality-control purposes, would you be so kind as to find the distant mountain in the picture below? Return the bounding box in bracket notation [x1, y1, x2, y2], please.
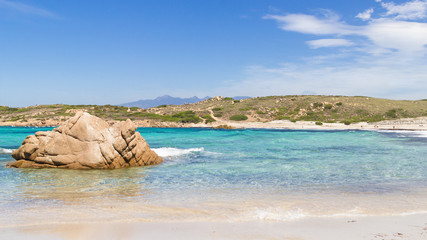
[121, 95, 210, 109]
[232, 96, 252, 100]
[121, 95, 251, 109]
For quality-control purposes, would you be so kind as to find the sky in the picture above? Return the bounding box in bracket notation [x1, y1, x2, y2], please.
[1, 0, 426, 107]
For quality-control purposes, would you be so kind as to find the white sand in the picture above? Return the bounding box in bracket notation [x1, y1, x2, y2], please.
[2, 214, 426, 240]
[186, 118, 427, 131]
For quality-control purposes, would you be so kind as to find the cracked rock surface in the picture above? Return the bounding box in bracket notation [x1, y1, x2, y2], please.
[8, 111, 162, 169]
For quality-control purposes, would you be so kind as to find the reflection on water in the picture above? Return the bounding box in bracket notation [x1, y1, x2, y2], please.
[15, 168, 150, 202]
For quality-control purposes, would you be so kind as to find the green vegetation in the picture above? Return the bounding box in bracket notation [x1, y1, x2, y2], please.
[171, 111, 202, 123]
[385, 109, 398, 118]
[342, 120, 352, 125]
[239, 106, 252, 111]
[313, 102, 323, 108]
[201, 115, 216, 123]
[324, 104, 333, 110]
[315, 121, 323, 125]
[229, 114, 248, 121]
[1, 95, 427, 125]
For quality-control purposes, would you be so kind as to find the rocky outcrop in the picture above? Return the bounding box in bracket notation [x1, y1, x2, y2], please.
[8, 111, 162, 169]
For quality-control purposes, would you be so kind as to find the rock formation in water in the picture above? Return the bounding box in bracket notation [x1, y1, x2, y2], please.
[8, 111, 162, 169]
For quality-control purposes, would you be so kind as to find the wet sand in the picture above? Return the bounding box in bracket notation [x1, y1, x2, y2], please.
[2, 214, 426, 240]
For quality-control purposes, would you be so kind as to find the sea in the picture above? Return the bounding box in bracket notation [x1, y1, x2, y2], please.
[0, 127, 426, 227]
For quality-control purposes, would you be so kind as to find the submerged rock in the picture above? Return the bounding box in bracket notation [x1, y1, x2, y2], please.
[8, 111, 162, 169]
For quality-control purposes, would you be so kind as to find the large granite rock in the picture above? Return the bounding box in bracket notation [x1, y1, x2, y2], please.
[8, 111, 162, 169]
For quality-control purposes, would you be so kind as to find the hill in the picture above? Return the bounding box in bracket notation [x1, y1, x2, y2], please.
[1, 95, 426, 127]
[121, 95, 250, 108]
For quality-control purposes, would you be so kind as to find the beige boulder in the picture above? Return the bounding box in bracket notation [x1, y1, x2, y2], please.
[7, 111, 162, 169]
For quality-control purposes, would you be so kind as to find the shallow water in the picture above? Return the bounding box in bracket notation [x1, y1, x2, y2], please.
[0, 127, 426, 226]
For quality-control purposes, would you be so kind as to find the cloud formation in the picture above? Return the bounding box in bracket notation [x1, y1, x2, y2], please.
[0, 0, 57, 18]
[379, 0, 427, 20]
[228, 0, 427, 100]
[266, 1, 427, 55]
[356, 8, 374, 21]
[306, 39, 355, 49]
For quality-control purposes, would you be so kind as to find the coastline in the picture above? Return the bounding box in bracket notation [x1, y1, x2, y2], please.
[2, 214, 426, 240]
[1, 117, 426, 131]
[1, 118, 426, 239]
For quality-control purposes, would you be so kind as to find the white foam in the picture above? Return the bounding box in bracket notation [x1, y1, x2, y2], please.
[414, 131, 427, 138]
[253, 208, 306, 221]
[376, 130, 427, 138]
[0, 148, 14, 154]
[152, 147, 205, 158]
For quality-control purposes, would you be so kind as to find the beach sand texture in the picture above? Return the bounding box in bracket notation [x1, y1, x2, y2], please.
[1, 215, 427, 240]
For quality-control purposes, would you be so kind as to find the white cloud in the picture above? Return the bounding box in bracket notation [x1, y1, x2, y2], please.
[0, 0, 57, 18]
[220, 60, 427, 100]
[266, 6, 427, 55]
[356, 8, 374, 21]
[225, 0, 427, 99]
[380, 0, 427, 20]
[306, 39, 355, 49]
[364, 18, 427, 55]
[264, 13, 357, 35]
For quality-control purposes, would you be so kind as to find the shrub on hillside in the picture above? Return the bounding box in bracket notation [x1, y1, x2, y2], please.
[202, 115, 216, 123]
[385, 109, 397, 118]
[172, 111, 202, 123]
[341, 120, 352, 125]
[229, 114, 248, 121]
[313, 102, 323, 108]
[324, 104, 333, 110]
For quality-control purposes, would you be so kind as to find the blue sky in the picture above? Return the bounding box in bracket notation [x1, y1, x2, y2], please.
[1, 0, 426, 106]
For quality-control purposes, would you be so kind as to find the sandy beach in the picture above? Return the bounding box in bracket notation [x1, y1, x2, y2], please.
[2, 214, 426, 240]
[1, 117, 427, 131]
[146, 117, 427, 132]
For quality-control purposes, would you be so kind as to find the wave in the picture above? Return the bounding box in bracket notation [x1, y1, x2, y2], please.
[0, 148, 14, 154]
[251, 207, 306, 221]
[413, 131, 427, 138]
[152, 147, 205, 158]
[376, 130, 427, 138]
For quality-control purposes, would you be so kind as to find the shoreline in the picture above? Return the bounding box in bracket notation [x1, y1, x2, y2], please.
[0, 117, 426, 131]
[2, 214, 426, 240]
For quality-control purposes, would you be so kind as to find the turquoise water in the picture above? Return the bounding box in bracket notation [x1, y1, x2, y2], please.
[0, 127, 426, 226]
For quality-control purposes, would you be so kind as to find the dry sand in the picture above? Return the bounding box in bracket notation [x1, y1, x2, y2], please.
[1, 214, 426, 240]
[2, 117, 427, 131]
[185, 117, 427, 131]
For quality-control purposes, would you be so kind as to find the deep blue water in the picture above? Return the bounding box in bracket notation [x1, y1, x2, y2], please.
[0, 127, 426, 224]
